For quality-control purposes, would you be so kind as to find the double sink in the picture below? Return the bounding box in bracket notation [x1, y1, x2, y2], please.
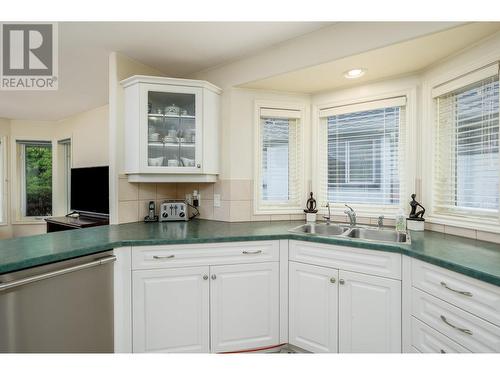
[290, 223, 410, 244]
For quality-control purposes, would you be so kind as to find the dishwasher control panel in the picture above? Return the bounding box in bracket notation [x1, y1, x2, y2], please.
[159, 200, 189, 222]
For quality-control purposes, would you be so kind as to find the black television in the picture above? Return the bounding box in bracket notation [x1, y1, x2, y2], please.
[70, 166, 109, 216]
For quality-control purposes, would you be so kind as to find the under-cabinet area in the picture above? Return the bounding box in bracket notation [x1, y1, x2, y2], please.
[114, 239, 500, 353]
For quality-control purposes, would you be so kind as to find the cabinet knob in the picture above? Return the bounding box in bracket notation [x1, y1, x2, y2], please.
[197, 164, 201, 168]
[339, 279, 345, 285]
[330, 277, 336, 284]
[211, 274, 216, 280]
[203, 275, 208, 280]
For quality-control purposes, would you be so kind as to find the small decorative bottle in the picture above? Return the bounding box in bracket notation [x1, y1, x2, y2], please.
[395, 209, 406, 232]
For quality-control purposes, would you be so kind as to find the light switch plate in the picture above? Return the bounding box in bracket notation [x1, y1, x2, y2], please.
[213, 194, 221, 208]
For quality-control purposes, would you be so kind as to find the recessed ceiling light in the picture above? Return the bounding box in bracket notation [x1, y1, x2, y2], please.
[344, 68, 366, 79]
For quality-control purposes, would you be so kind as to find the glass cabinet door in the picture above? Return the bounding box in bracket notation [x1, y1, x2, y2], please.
[146, 90, 197, 169]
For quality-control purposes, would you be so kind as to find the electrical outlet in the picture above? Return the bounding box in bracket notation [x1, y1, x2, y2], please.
[213, 194, 221, 208]
[185, 193, 192, 205]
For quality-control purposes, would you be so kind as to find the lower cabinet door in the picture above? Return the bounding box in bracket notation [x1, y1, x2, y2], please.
[338, 270, 401, 353]
[132, 266, 210, 353]
[289, 261, 339, 353]
[210, 262, 279, 353]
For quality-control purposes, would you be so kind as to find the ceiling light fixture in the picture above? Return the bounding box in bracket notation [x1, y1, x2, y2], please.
[344, 68, 366, 79]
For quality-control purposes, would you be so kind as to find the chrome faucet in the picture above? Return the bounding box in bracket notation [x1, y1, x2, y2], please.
[323, 202, 332, 225]
[377, 215, 384, 229]
[344, 204, 357, 227]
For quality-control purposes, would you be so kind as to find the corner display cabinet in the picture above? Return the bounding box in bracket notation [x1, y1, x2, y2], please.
[121, 75, 221, 182]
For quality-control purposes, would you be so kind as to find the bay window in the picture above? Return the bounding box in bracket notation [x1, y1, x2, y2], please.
[254, 104, 305, 214]
[316, 97, 407, 213]
[432, 63, 499, 221]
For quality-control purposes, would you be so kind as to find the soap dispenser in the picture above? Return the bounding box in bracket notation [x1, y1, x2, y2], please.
[395, 208, 406, 232]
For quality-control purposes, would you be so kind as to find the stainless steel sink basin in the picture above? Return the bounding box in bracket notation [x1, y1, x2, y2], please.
[345, 227, 408, 243]
[289, 223, 410, 244]
[290, 223, 350, 236]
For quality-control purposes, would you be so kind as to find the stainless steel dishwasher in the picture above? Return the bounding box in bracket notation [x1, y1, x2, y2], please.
[0, 251, 115, 353]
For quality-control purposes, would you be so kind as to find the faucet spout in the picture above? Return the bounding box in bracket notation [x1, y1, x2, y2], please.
[344, 204, 357, 227]
[323, 202, 332, 225]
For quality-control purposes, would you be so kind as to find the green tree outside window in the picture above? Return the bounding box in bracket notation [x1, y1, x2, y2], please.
[25, 145, 52, 216]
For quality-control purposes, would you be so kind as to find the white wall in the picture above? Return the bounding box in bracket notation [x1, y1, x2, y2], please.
[108, 52, 165, 224]
[56, 105, 109, 168]
[0, 105, 109, 239]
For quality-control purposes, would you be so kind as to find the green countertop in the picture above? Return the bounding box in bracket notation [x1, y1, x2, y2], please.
[0, 220, 499, 286]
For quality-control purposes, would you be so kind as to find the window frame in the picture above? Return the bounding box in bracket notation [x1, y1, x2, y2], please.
[422, 62, 500, 232]
[57, 138, 72, 214]
[16, 139, 54, 222]
[312, 88, 417, 219]
[0, 137, 7, 226]
[253, 100, 307, 215]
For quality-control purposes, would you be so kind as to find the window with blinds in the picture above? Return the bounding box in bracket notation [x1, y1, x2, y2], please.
[256, 107, 303, 213]
[433, 66, 499, 219]
[318, 98, 406, 208]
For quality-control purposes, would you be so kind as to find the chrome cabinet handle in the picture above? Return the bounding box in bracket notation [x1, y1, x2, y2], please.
[440, 282, 472, 297]
[242, 250, 262, 255]
[330, 277, 336, 284]
[339, 279, 345, 285]
[203, 275, 208, 280]
[153, 254, 175, 260]
[440, 315, 472, 335]
[211, 274, 216, 280]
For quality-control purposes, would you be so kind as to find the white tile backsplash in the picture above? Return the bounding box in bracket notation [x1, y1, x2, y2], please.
[115, 178, 500, 245]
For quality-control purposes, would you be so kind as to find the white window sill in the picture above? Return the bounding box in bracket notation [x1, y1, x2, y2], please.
[254, 208, 304, 216]
[427, 214, 500, 235]
[12, 219, 48, 225]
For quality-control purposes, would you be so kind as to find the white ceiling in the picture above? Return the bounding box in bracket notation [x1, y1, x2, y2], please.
[240, 22, 500, 93]
[0, 22, 331, 121]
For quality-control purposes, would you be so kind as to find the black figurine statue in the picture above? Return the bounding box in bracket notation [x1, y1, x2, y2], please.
[409, 193, 425, 220]
[304, 192, 318, 213]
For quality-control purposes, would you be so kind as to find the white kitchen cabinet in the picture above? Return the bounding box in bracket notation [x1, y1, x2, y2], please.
[210, 262, 280, 353]
[130, 241, 280, 353]
[121, 75, 221, 183]
[338, 270, 402, 353]
[132, 266, 210, 353]
[289, 261, 339, 353]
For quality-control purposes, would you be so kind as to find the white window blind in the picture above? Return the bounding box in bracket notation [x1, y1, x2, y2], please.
[318, 99, 406, 208]
[434, 71, 499, 219]
[257, 108, 303, 212]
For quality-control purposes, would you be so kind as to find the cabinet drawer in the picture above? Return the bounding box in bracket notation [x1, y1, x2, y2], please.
[412, 288, 500, 352]
[132, 241, 279, 270]
[411, 317, 470, 353]
[412, 259, 500, 326]
[289, 240, 401, 279]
